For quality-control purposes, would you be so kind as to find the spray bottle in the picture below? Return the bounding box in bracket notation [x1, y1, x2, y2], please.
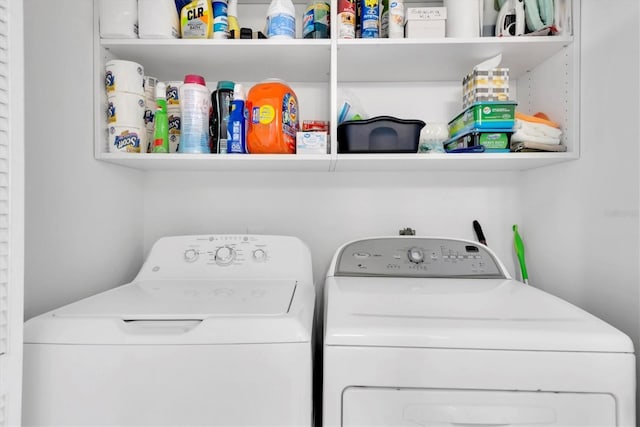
[227, 83, 247, 154]
[152, 82, 169, 153]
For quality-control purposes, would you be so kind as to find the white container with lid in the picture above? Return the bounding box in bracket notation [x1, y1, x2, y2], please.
[99, 0, 138, 39]
[138, 0, 180, 39]
[178, 75, 212, 154]
[266, 0, 296, 39]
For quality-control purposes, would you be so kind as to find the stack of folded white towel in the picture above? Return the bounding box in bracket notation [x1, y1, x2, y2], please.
[511, 112, 566, 152]
[512, 119, 562, 144]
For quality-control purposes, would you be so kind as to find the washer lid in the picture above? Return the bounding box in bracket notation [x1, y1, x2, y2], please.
[324, 277, 633, 353]
[53, 279, 297, 319]
[24, 279, 314, 345]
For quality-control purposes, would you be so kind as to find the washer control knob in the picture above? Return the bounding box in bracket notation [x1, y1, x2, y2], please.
[253, 248, 267, 262]
[215, 246, 236, 265]
[408, 247, 424, 264]
[184, 249, 199, 263]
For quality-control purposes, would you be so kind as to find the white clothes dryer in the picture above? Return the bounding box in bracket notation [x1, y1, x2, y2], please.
[23, 234, 315, 426]
[323, 237, 635, 426]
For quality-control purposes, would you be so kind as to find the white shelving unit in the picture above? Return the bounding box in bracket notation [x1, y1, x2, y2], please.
[94, 1, 580, 173]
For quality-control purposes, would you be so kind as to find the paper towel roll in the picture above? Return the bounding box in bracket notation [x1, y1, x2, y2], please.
[444, 0, 480, 38]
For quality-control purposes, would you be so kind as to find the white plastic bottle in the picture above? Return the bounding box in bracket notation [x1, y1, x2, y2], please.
[266, 0, 296, 39]
[178, 74, 212, 154]
[388, 0, 404, 38]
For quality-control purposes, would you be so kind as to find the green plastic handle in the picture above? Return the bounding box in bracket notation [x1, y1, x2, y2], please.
[513, 224, 529, 284]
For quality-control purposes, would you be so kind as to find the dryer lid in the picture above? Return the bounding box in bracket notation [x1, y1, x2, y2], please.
[324, 277, 633, 353]
[52, 279, 298, 319]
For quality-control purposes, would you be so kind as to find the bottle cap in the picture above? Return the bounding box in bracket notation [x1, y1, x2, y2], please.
[184, 74, 206, 86]
[217, 80, 235, 90]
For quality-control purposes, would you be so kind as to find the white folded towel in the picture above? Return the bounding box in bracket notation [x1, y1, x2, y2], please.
[511, 119, 562, 145]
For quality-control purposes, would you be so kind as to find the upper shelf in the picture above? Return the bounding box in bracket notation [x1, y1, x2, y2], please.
[100, 36, 573, 84]
[337, 36, 574, 82]
[100, 39, 332, 83]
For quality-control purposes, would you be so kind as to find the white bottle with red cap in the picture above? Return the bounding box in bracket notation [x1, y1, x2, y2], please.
[178, 74, 212, 154]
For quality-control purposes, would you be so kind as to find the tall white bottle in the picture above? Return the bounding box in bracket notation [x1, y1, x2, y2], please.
[266, 0, 296, 39]
[388, 0, 405, 38]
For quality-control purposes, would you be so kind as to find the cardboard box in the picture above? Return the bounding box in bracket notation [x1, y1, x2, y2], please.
[296, 131, 328, 154]
[406, 7, 447, 21]
[406, 7, 446, 39]
[406, 20, 445, 38]
[462, 68, 510, 109]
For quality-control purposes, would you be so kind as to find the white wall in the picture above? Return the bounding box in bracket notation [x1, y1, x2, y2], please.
[522, 0, 640, 407]
[142, 171, 523, 286]
[24, 0, 144, 319]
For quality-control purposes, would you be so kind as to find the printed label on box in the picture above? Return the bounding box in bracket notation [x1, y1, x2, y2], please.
[406, 7, 446, 21]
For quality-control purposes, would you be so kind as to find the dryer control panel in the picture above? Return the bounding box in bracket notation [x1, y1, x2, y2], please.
[335, 238, 506, 278]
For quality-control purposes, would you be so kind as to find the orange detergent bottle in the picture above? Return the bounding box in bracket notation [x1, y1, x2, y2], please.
[246, 79, 299, 154]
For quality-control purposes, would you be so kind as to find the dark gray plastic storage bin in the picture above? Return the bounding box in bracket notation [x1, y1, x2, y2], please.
[337, 116, 426, 153]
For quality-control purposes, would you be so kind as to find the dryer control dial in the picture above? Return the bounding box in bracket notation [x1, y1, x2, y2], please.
[215, 246, 236, 266]
[408, 247, 424, 264]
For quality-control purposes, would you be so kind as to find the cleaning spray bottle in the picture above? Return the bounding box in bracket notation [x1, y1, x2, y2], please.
[227, 83, 247, 154]
[152, 82, 169, 153]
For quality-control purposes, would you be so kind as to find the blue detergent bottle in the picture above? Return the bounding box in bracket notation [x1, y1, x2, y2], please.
[227, 83, 247, 154]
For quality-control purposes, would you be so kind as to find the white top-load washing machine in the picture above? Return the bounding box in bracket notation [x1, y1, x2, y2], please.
[323, 237, 635, 427]
[23, 234, 315, 426]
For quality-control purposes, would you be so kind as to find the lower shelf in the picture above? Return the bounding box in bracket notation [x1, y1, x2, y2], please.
[96, 153, 333, 172]
[96, 152, 578, 172]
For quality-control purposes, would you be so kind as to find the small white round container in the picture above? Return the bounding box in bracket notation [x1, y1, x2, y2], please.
[106, 60, 144, 95]
[107, 92, 146, 127]
[99, 0, 138, 38]
[108, 125, 145, 153]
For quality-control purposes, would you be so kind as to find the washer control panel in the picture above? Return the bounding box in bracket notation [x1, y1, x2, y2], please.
[336, 238, 505, 278]
[137, 235, 312, 281]
[179, 235, 269, 267]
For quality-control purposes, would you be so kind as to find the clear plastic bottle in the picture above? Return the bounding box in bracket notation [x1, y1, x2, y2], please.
[178, 74, 212, 154]
[266, 0, 296, 39]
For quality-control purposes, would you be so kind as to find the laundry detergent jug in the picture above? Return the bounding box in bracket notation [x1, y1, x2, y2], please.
[246, 79, 299, 154]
